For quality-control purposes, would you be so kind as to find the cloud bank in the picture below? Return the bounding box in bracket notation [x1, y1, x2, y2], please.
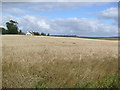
[2, 15, 118, 37]
[98, 7, 118, 20]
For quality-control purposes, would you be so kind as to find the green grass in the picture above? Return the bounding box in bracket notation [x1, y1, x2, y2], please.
[34, 73, 119, 88]
[34, 82, 48, 88]
[73, 73, 119, 88]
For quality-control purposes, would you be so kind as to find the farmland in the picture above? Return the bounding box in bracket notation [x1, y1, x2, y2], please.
[2, 35, 118, 88]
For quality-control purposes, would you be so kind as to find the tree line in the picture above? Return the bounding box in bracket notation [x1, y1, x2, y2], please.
[0, 20, 50, 36]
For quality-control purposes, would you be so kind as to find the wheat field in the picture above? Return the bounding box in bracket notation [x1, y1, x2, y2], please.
[2, 35, 118, 88]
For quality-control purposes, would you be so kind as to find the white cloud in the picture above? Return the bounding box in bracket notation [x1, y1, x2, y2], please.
[37, 20, 50, 29]
[2, 15, 50, 33]
[98, 7, 118, 20]
[50, 18, 118, 36]
[6, 8, 28, 15]
[2, 2, 109, 12]
[2, 15, 118, 37]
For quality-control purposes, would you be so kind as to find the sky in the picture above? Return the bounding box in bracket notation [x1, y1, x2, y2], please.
[1, 2, 118, 37]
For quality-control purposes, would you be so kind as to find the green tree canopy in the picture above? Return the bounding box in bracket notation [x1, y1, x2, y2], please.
[6, 20, 18, 34]
[47, 33, 50, 36]
[41, 32, 46, 36]
[33, 32, 40, 36]
[0, 27, 8, 34]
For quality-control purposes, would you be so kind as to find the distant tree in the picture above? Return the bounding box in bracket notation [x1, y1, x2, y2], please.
[33, 32, 40, 36]
[19, 30, 22, 34]
[47, 33, 50, 36]
[0, 27, 8, 34]
[6, 20, 18, 34]
[41, 32, 46, 36]
[18, 30, 25, 35]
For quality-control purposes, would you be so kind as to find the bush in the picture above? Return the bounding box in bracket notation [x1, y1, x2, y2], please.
[47, 33, 50, 36]
[0, 27, 9, 34]
[18, 30, 25, 35]
[41, 32, 46, 36]
[33, 32, 40, 36]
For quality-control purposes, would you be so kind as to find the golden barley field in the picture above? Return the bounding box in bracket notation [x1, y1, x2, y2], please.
[2, 35, 118, 88]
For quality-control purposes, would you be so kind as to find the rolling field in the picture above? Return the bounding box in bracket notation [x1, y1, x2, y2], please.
[2, 35, 118, 88]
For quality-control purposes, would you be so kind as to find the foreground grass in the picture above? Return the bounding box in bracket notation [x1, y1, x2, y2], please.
[34, 74, 119, 88]
[2, 35, 118, 88]
[32, 58, 118, 88]
[73, 74, 119, 88]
